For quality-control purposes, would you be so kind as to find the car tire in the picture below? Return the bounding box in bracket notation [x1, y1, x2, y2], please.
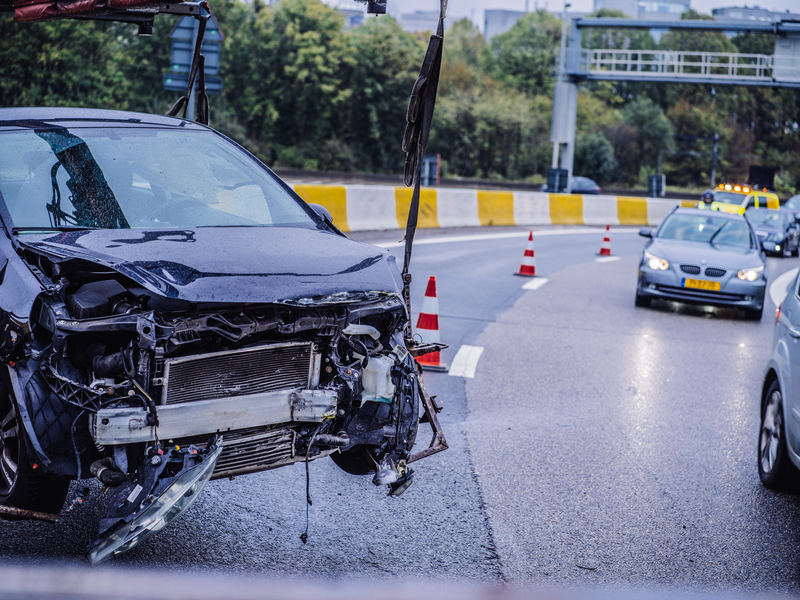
[759, 379, 797, 489]
[635, 292, 651, 308]
[793, 244, 799, 258]
[744, 306, 763, 321]
[0, 383, 69, 518]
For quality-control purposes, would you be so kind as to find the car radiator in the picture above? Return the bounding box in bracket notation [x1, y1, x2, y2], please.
[162, 341, 315, 404]
[161, 341, 318, 478]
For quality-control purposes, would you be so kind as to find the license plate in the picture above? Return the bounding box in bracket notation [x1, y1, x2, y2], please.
[682, 278, 721, 291]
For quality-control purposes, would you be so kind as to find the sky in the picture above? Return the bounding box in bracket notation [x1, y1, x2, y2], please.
[337, 0, 800, 32]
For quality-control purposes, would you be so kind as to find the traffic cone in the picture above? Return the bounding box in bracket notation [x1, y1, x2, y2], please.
[415, 276, 448, 372]
[598, 224, 612, 256]
[516, 231, 537, 277]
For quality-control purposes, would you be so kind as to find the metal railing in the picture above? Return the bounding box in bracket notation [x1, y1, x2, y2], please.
[577, 49, 777, 81]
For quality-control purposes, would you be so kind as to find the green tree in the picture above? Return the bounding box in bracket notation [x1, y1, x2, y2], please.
[489, 10, 561, 97]
[221, 0, 353, 167]
[0, 17, 151, 110]
[440, 18, 489, 95]
[575, 132, 617, 184]
[621, 95, 673, 182]
[663, 100, 727, 187]
[342, 15, 424, 172]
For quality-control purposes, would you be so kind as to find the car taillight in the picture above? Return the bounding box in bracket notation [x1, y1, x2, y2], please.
[776, 303, 782, 325]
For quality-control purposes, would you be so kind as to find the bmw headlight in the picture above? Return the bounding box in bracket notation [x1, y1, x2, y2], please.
[737, 266, 764, 282]
[645, 251, 669, 270]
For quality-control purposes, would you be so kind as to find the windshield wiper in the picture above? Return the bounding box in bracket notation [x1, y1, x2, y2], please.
[708, 222, 730, 246]
[12, 226, 100, 234]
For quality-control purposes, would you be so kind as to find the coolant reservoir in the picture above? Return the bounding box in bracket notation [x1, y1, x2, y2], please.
[361, 355, 396, 403]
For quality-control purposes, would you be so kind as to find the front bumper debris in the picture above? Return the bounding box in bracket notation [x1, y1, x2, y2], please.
[88, 438, 223, 564]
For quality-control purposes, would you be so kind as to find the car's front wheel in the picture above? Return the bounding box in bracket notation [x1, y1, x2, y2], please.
[759, 380, 797, 489]
[0, 384, 69, 518]
[635, 292, 651, 308]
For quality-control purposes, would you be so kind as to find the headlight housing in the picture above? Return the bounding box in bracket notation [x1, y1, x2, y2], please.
[87, 442, 222, 564]
[737, 266, 764, 281]
[644, 251, 669, 270]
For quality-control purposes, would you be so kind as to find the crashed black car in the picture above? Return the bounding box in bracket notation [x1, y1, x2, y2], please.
[0, 107, 445, 563]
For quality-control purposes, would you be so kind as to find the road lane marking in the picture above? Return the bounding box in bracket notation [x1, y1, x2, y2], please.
[522, 277, 548, 290]
[769, 267, 799, 308]
[373, 228, 639, 248]
[448, 345, 484, 378]
[595, 256, 620, 263]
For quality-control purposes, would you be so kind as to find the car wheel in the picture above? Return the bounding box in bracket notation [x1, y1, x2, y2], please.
[759, 380, 797, 489]
[0, 383, 69, 518]
[635, 292, 651, 308]
[744, 306, 763, 321]
[793, 244, 799, 258]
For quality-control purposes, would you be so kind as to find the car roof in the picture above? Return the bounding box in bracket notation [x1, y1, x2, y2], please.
[0, 107, 208, 131]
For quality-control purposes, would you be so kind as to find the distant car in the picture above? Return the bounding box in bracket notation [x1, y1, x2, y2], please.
[745, 207, 800, 257]
[760, 270, 800, 487]
[636, 207, 767, 320]
[783, 195, 800, 223]
[570, 177, 601, 194]
[540, 176, 600, 194]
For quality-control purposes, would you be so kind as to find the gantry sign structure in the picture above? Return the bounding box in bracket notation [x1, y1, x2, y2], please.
[550, 17, 800, 190]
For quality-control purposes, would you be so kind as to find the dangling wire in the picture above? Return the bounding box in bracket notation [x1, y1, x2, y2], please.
[300, 423, 323, 544]
[65, 409, 87, 513]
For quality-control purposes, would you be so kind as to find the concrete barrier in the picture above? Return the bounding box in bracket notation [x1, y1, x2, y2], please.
[291, 183, 692, 232]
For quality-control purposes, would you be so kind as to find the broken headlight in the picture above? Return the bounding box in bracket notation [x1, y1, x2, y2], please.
[87, 442, 222, 564]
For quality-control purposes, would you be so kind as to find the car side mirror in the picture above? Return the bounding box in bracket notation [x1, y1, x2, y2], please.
[309, 203, 333, 223]
[639, 227, 653, 238]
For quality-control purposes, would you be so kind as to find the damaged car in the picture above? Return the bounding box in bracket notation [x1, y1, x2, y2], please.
[0, 107, 446, 563]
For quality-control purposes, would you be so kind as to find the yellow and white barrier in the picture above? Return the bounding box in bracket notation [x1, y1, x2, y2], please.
[292, 184, 695, 233]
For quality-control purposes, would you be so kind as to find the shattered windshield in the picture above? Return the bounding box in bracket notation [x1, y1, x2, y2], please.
[0, 126, 316, 231]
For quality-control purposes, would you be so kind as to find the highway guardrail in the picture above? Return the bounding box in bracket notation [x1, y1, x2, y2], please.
[290, 183, 696, 232]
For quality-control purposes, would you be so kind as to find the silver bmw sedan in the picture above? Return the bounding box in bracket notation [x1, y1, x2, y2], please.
[636, 207, 767, 320]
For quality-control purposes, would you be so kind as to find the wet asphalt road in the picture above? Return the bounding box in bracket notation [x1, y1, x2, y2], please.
[3, 225, 800, 594]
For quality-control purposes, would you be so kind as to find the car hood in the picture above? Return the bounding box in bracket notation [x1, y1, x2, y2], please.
[19, 227, 404, 303]
[648, 238, 763, 269]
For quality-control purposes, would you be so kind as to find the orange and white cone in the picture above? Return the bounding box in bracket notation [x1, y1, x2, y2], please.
[598, 224, 612, 256]
[516, 231, 537, 277]
[415, 276, 448, 372]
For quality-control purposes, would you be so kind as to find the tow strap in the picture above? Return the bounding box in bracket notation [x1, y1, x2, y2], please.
[166, 1, 211, 126]
[401, 0, 447, 342]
